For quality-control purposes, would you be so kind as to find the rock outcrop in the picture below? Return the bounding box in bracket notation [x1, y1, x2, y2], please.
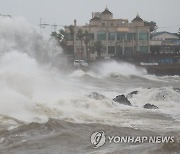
[143, 103, 159, 109]
[127, 90, 138, 98]
[113, 95, 132, 106]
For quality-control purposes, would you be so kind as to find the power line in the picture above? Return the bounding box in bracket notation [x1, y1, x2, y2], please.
[39, 18, 49, 33]
[50, 22, 65, 32]
[39, 18, 66, 34]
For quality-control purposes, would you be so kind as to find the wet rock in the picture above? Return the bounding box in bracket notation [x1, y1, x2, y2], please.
[113, 95, 132, 106]
[143, 103, 159, 109]
[127, 90, 138, 98]
[88, 92, 105, 100]
[173, 88, 180, 93]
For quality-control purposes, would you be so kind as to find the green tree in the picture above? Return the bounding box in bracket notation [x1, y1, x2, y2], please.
[68, 25, 75, 57]
[77, 29, 84, 59]
[51, 29, 68, 53]
[51, 31, 58, 38]
[68, 25, 75, 40]
[58, 29, 68, 49]
[84, 30, 90, 62]
[94, 41, 103, 58]
[144, 21, 158, 33]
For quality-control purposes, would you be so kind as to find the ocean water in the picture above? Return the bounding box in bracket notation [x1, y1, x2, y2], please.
[0, 16, 180, 154]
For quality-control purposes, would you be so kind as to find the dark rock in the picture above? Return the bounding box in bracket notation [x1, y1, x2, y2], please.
[143, 103, 159, 109]
[113, 95, 132, 106]
[88, 92, 105, 100]
[127, 90, 138, 98]
[173, 88, 180, 93]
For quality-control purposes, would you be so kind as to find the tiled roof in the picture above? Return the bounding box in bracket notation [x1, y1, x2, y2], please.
[151, 31, 178, 37]
[102, 8, 112, 15]
[132, 14, 143, 22]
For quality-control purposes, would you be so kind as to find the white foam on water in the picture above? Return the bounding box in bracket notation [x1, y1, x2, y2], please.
[69, 69, 97, 78]
[127, 87, 180, 121]
[0, 16, 179, 132]
[0, 51, 89, 123]
[0, 16, 63, 66]
[0, 52, 179, 131]
[94, 61, 147, 77]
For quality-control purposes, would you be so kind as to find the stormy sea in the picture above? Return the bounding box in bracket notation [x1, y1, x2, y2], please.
[0, 16, 179, 154]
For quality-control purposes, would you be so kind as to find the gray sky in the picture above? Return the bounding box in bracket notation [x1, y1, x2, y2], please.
[1, 0, 180, 33]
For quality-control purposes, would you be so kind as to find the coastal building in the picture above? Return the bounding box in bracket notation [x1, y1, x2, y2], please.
[151, 31, 179, 41]
[150, 31, 180, 54]
[65, 7, 151, 60]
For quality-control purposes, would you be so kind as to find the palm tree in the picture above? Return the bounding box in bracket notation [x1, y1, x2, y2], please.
[144, 21, 158, 33]
[58, 29, 68, 50]
[51, 31, 58, 38]
[51, 29, 68, 53]
[68, 25, 74, 40]
[68, 25, 75, 57]
[84, 30, 90, 62]
[77, 29, 84, 59]
[94, 41, 104, 58]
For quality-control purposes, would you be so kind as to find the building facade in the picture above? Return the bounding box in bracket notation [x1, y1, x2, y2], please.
[151, 31, 179, 41]
[150, 31, 180, 54]
[65, 7, 151, 60]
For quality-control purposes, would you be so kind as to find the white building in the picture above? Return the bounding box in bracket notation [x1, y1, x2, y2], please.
[65, 7, 151, 60]
[151, 31, 179, 41]
[150, 31, 180, 54]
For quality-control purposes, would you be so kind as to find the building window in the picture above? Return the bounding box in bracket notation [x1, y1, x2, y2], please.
[139, 46, 148, 53]
[108, 46, 115, 54]
[108, 32, 116, 40]
[102, 23, 105, 26]
[116, 46, 122, 55]
[97, 31, 106, 41]
[125, 47, 133, 55]
[139, 32, 148, 40]
[127, 33, 135, 41]
[117, 32, 126, 40]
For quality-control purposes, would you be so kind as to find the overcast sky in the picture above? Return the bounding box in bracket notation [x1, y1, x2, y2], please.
[1, 0, 180, 33]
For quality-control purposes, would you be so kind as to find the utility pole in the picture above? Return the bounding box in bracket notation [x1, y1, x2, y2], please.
[51, 22, 58, 32]
[132, 35, 135, 55]
[74, 19, 77, 59]
[39, 18, 49, 33]
[122, 37, 125, 55]
[106, 25, 108, 57]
